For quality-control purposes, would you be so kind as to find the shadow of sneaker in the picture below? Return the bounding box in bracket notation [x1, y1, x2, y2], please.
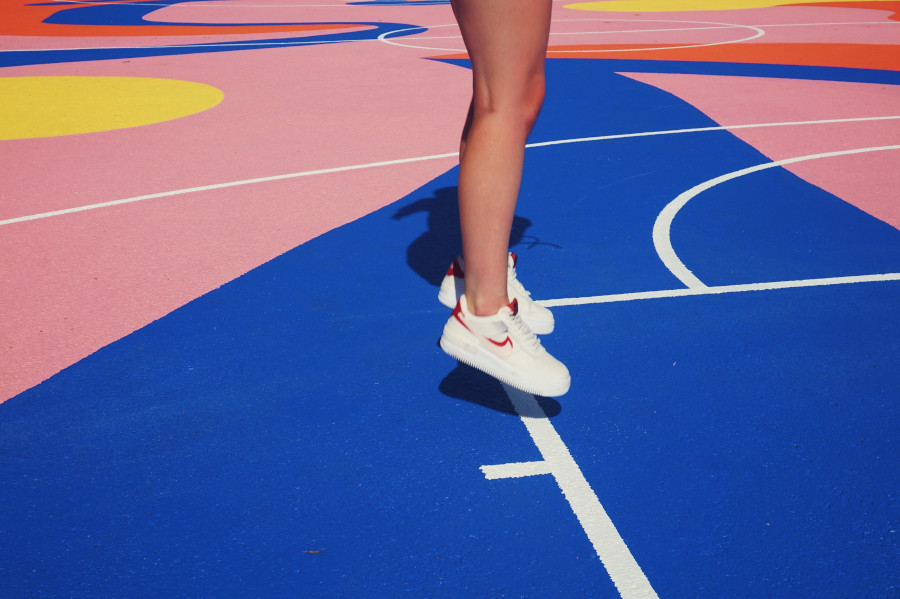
[438, 363, 561, 417]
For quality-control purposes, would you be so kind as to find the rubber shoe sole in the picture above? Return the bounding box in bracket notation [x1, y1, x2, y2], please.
[439, 297, 570, 397]
[439, 333, 571, 397]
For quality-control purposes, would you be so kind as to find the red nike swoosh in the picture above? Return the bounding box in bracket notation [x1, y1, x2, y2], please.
[489, 337, 513, 349]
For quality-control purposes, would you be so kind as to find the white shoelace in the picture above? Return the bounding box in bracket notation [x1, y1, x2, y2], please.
[502, 307, 542, 353]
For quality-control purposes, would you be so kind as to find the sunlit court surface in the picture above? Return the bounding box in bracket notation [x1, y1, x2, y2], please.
[1, 0, 899, 596]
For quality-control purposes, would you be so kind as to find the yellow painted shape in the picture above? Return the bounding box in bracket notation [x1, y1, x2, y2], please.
[0, 76, 224, 140]
[567, 0, 890, 12]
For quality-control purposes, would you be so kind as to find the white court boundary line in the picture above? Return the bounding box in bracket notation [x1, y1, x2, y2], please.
[484, 385, 660, 599]
[539, 272, 900, 307]
[2, 39, 368, 53]
[377, 18, 766, 53]
[7, 10, 897, 596]
[482, 143, 900, 599]
[0, 29, 390, 54]
[0, 152, 457, 226]
[5, 23, 897, 591]
[9, 16, 894, 53]
[3, 114, 898, 227]
[17, 0, 898, 54]
[652, 144, 900, 289]
[500, 272, 900, 599]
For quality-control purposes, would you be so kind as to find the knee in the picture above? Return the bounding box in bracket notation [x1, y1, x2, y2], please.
[520, 74, 546, 130]
[473, 72, 546, 132]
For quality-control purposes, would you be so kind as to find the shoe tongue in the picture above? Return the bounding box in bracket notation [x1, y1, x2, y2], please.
[508, 298, 519, 316]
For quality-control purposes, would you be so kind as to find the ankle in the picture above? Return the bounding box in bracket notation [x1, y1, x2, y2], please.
[465, 292, 510, 318]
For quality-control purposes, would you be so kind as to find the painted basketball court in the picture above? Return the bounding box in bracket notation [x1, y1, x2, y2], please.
[1, 1, 898, 596]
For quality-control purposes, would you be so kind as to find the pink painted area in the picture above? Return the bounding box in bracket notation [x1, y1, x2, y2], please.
[621, 72, 900, 229]
[737, 5, 900, 46]
[8, 4, 894, 52]
[0, 27, 368, 51]
[0, 25, 470, 402]
[0, 165, 454, 401]
[1, 40, 467, 220]
[5, 0, 898, 404]
[551, 5, 900, 45]
[148, 0, 453, 27]
[388, 4, 900, 52]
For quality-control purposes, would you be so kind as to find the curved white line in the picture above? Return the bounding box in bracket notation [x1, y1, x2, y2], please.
[376, 23, 432, 48]
[377, 18, 765, 53]
[653, 144, 900, 289]
[547, 19, 764, 54]
[3, 116, 898, 227]
[10, 15, 894, 54]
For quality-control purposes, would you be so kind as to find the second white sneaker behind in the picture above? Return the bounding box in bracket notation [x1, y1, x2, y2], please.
[437, 253, 555, 335]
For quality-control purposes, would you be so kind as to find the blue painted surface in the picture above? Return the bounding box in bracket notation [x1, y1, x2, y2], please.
[1, 59, 898, 597]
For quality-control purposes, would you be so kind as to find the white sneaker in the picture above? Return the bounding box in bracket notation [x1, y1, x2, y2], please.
[437, 253, 555, 335]
[439, 295, 570, 397]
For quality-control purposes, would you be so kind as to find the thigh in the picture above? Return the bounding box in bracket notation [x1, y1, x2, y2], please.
[451, 0, 552, 104]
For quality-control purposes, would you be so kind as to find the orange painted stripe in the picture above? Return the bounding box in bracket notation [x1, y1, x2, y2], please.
[0, 1, 367, 37]
[548, 43, 900, 71]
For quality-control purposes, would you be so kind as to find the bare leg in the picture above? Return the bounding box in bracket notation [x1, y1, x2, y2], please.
[451, 0, 552, 317]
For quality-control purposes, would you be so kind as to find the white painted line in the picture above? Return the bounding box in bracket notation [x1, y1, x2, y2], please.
[548, 19, 765, 53]
[750, 20, 900, 29]
[526, 115, 900, 149]
[480, 460, 552, 480]
[538, 272, 900, 308]
[0, 152, 458, 227]
[1, 36, 380, 54]
[652, 144, 900, 288]
[495, 384, 659, 599]
[377, 18, 765, 53]
[3, 116, 897, 227]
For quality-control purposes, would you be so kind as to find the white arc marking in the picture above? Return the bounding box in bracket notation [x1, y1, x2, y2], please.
[482, 385, 659, 599]
[653, 144, 900, 289]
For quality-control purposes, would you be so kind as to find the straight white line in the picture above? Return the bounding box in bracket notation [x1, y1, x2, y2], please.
[0, 152, 457, 226]
[480, 460, 552, 480]
[499, 385, 659, 599]
[0, 35, 378, 53]
[527, 115, 900, 149]
[494, 280, 900, 599]
[4, 115, 897, 228]
[382, 18, 767, 52]
[752, 21, 900, 28]
[538, 272, 900, 307]
[401, 23, 766, 42]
